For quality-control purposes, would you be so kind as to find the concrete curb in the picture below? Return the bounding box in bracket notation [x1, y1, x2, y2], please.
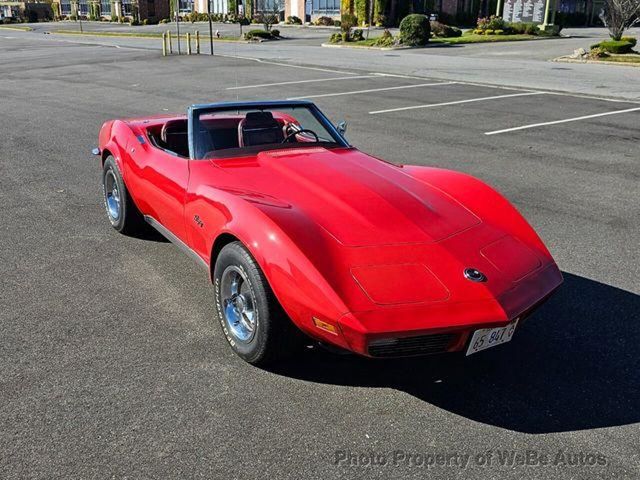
[321, 42, 412, 51]
[553, 55, 640, 67]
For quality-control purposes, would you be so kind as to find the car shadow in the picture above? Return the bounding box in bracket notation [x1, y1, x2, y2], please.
[268, 272, 640, 434]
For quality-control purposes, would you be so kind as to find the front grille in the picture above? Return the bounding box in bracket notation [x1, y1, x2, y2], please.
[368, 333, 455, 358]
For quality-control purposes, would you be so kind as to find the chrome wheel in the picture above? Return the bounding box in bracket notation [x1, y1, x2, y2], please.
[221, 266, 257, 343]
[104, 169, 120, 221]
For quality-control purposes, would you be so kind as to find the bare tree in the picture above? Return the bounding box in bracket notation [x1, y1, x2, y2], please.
[600, 0, 640, 40]
[254, 0, 283, 31]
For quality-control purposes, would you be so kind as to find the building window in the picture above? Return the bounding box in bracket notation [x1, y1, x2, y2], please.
[211, 0, 227, 14]
[60, 0, 72, 14]
[177, 0, 193, 13]
[100, 0, 111, 15]
[311, 0, 340, 15]
[147, 0, 155, 16]
[121, 0, 132, 15]
[78, 0, 89, 15]
[259, 0, 276, 10]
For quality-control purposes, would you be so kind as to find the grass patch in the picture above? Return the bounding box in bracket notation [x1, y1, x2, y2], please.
[339, 31, 548, 48]
[598, 54, 640, 64]
[0, 25, 34, 31]
[350, 38, 387, 47]
[431, 32, 540, 44]
[51, 30, 241, 41]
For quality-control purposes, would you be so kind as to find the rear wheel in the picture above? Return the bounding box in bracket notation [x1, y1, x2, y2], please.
[102, 156, 145, 235]
[214, 241, 300, 365]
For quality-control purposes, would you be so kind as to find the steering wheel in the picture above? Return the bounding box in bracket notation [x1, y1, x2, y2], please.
[282, 128, 319, 144]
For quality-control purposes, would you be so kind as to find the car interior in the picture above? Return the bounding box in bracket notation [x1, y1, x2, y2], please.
[147, 111, 323, 159]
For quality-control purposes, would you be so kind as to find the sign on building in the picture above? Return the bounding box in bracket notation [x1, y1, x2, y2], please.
[502, 0, 546, 23]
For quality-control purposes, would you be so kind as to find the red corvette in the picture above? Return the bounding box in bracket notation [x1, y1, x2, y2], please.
[96, 101, 562, 365]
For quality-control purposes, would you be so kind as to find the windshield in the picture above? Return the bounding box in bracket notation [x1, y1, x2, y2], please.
[190, 104, 347, 159]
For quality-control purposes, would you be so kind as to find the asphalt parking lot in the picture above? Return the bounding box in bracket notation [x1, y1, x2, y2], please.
[1, 33, 639, 479]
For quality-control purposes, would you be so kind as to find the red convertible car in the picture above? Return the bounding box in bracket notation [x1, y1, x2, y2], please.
[96, 101, 562, 365]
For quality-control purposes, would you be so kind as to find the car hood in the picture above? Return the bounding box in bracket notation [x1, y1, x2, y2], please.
[209, 147, 559, 318]
[211, 147, 481, 247]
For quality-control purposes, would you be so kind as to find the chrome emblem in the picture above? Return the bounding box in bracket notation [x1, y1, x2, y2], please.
[464, 268, 487, 282]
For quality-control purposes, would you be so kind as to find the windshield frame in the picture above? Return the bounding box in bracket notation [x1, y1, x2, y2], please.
[187, 100, 350, 160]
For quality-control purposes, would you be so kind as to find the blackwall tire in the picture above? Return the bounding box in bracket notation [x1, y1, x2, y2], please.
[214, 241, 301, 366]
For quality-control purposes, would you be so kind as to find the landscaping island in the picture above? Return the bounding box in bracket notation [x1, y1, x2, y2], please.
[556, 37, 640, 66]
[325, 14, 562, 50]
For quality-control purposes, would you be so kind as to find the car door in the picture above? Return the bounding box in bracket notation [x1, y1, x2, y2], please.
[124, 135, 190, 244]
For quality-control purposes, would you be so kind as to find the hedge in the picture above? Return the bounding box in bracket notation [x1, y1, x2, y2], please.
[590, 40, 635, 54]
[399, 14, 430, 46]
[245, 29, 273, 40]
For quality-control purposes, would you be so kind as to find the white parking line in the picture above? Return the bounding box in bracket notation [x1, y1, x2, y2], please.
[485, 107, 640, 135]
[369, 91, 546, 114]
[287, 81, 457, 100]
[226, 75, 377, 90]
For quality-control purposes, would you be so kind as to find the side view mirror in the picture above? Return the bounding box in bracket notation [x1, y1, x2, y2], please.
[336, 120, 347, 136]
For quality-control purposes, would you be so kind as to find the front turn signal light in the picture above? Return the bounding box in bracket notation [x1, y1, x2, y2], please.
[312, 317, 339, 335]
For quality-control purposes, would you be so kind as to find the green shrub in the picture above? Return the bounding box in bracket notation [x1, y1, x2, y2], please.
[329, 32, 342, 43]
[621, 36, 637, 47]
[588, 47, 608, 58]
[349, 28, 362, 41]
[508, 22, 539, 35]
[375, 28, 395, 47]
[245, 29, 272, 40]
[159, 18, 169, 24]
[494, 29, 504, 35]
[484, 29, 494, 35]
[286, 15, 302, 24]
[477, 15, 507, 32]
[399, 13, 430, 46]
[315, 16, 334, 26]
[271, 28, 280, 37]
[341, 13, 357, 33]
[591, 40, 634, 54]
[333, 19, 341, 27]
[430, 21, 461, 38]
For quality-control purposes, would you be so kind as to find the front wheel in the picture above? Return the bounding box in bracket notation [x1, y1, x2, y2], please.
[214, 241, 301, 365]
[102, 156, 145, 235]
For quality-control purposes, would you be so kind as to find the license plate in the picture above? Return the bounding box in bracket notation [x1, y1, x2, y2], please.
[466, 319, 519, 356]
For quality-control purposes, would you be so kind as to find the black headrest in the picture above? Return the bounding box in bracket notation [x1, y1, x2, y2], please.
[243, 111, 279, 130]
[161, 119, 187, 143]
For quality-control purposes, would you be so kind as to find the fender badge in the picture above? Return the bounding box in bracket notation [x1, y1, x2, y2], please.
[464, 268, 487, 282]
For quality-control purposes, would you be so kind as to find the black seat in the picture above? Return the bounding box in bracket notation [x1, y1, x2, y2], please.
[160, 119, 189, 157]
[238, 112, 284, 147]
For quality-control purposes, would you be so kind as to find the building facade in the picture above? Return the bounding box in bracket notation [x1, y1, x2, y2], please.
[285, 0, 340, 21]
[1, 1, 54, 21]
[55, 0, 168, 21]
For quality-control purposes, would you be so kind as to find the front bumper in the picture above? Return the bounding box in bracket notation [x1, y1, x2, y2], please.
[333, 264, 563, 358]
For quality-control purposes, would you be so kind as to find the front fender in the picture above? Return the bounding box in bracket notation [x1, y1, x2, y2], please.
[192, 188, 352, 347]
[99, 120, 133, 180]
[403, 165, 554, 258]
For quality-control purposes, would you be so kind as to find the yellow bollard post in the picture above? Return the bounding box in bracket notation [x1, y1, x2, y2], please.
[162, 32, 167, 56]
[195, 31, 200, 55]
[186, 32, 191, 55]
[167, 30, 172, 54]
